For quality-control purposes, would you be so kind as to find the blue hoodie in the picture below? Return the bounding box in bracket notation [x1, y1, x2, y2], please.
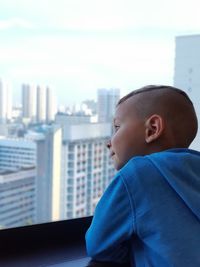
[86, 149, 200, 266]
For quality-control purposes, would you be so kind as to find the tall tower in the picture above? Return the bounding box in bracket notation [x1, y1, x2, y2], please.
[6, 82, 12, 121]
[36, 85, 46, 123]
[46, 87, 56, 123]
[35, 126, 62, 223]
[97, 88, 120, 122]
[174, 34, 200, 150]
[22, 84, 36, 122]
[0, 79, 12, 123]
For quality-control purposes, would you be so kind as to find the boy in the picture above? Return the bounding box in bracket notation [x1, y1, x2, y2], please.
[85, 85, 200, 267]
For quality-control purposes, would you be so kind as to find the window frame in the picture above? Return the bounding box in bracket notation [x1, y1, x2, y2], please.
[0, 216, 92, 264]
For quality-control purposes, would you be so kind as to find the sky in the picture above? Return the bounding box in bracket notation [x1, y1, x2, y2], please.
[0, 0, 200, 106]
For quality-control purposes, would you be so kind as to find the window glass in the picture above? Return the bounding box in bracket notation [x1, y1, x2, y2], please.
[0, 0, 200, 229]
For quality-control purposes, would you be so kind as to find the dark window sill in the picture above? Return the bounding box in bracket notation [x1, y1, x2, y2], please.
[0, 216, 92, 266]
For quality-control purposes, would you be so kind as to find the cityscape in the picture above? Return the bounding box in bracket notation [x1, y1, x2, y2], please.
[0, 84, 120, 229]
[1, 33, 200, 230]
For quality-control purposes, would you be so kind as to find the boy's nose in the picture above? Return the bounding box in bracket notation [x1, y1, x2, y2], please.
[106, 140, 111, 149]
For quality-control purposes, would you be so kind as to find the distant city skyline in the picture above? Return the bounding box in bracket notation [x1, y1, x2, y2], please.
[1, 0, 200, 105]
[0, 78, 121, 108]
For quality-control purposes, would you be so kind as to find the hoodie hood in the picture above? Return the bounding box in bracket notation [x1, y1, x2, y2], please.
[148, 148, 200, 221]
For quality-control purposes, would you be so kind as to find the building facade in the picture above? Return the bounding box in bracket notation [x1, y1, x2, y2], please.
[33, 126, 62, 223]
[97, 88, 120, 122]
[174, 34, 200, 150]
[0, 167, 36, 229]
[22, 84, 36, 122]
[0, 79, 12, 123]
[57, 116, 115, 220]
[46, 87, 56, 123]
[0, 126, 62, 225]
[0, 138, 36, 171]
[36, 86, 46, 123]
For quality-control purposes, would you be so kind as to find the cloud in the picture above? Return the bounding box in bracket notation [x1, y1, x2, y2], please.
[0, 18, 34, 30]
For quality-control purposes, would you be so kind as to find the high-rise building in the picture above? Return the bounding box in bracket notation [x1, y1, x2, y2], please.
[6, 82, 12, 121]
[0, 167, 36, 229]
[174, 34, 200, 150]
[0, 138, 36, 229]
[56, 114, 115, 220]
[0, 79, 12, 123]
[0, 126, 62, 225]
[46, 87, 56, 123]
[36, 86, 46, 123]
[55, 113, 91, 127]
[22, 84, 36, 122]
[0, 138, 36, 171]
[27, 126, 62, 223]
[97, 88, 120, 122]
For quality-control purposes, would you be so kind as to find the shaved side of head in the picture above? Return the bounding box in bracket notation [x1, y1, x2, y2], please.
[118, 85, 198, 148]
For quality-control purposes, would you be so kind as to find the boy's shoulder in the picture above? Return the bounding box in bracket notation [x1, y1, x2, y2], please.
[116, 148, 200, 217]
[119, 148, 200, 185]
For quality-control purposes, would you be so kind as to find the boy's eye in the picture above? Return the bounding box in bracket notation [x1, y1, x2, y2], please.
[114, 125, 120, 131]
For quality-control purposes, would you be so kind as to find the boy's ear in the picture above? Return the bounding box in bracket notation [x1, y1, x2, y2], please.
[145, 114, 164, 143]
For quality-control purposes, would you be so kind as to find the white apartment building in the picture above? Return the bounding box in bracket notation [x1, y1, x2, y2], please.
[0, 138, 36, 171]
[22, 84, 36, 122]
[57, 115, 115, 220]
[36, 86, 46, 123]
[174, 34, 200, 150]
[97, 88, 120, 122]
[0, 79, 12, 123]
[0, 167, 36, 229]
[46, 87, 57, 123]
[0, 125, 62, 226]
[30, 126, 62, 223]
[22, 84, 56, 124]
[6, 82, 12, 121]
[56, 113, 91, 126]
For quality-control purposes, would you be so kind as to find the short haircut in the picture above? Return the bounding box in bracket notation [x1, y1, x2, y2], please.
[117, 85, 198, 148]
[118, 85, 193, 106]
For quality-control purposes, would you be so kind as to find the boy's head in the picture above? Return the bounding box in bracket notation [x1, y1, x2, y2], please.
[107, 85, 198, 170]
